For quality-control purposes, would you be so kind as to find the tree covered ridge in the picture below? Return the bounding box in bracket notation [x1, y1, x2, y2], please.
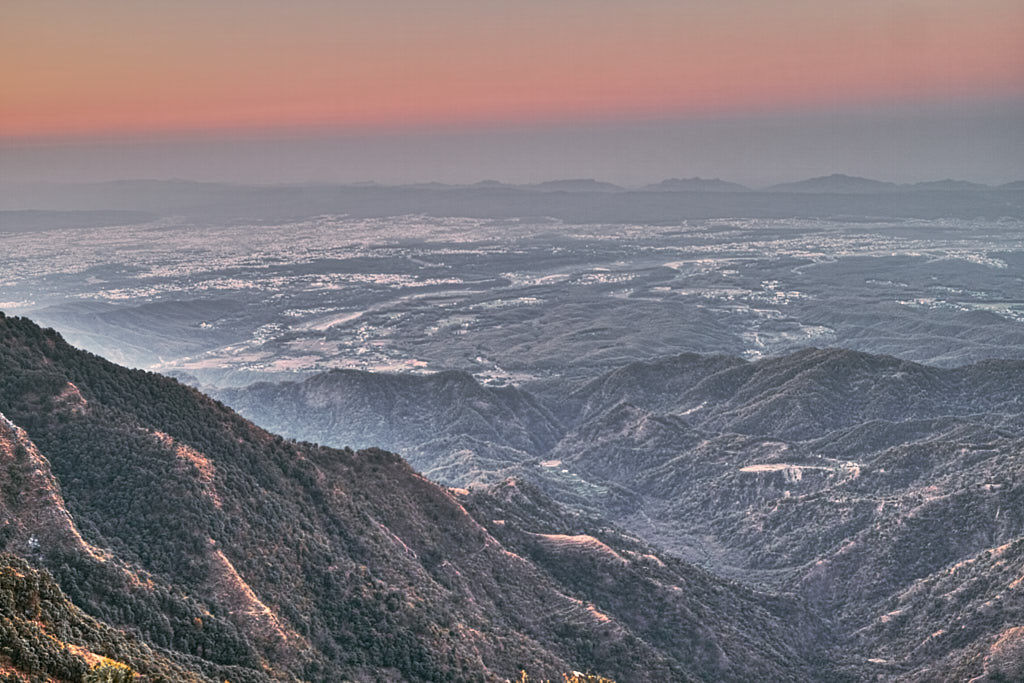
[0, 552, 205, 682]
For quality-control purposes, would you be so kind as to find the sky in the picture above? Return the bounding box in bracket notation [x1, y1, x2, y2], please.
[2, 0, 1023, 185]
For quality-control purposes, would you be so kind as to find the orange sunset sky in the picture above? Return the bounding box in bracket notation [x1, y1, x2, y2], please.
[2, 0, 1023, 184]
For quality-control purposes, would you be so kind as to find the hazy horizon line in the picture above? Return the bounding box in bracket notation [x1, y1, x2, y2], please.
[4, 171, 1023, 191]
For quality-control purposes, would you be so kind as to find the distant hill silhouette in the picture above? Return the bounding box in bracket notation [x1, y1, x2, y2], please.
[908, 179, 990, 191]
[524, 179, 625, 192]
[640, 177, 750, 192]
[766, 173, 899, 194]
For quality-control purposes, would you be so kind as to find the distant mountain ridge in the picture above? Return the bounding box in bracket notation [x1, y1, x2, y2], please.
[766, 174, 900, 194]
[640, 177, 750, 192]
[525, 179, 625, 192]
[764, 173, 1017, 194]
[909, 179, 990, 191]
[389, 174, 1016, 194]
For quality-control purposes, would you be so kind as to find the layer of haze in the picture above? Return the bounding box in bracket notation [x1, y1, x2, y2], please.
[3, 0, 1023, 185]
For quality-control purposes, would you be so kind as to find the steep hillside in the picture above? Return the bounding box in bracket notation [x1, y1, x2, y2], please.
[0, 553, 207, 682]
[461, 480, 831, 680]
[0, 312, 826, 681]
[214, 346, 1024, 679]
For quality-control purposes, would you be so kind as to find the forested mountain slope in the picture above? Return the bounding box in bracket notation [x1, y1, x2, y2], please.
[0, 553, 209, 682]
[0, 312, 826, 681]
